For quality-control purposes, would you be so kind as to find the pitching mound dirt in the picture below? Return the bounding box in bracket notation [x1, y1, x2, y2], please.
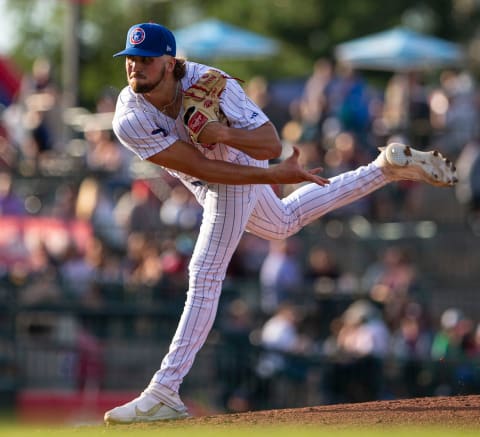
[181, 395, 480, 428]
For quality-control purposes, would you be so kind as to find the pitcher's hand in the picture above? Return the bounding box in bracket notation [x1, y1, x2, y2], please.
[269, 146, 330, 186]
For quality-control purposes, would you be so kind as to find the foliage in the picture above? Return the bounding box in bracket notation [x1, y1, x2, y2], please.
[3, 0, 478, 109]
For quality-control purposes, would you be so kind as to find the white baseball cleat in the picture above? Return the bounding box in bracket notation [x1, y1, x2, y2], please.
[104, 392, 189, 424]
[375, 142, 458, 187]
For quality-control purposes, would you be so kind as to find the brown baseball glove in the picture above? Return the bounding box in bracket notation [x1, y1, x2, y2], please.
[183, 69, 229, 144]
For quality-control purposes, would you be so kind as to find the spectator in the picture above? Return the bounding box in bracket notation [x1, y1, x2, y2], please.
[322, 299, 390, 403]
[215, 298, 256, 413]
[0, 171, 25, 215]
[390, 302, 434, 397]
[57, 238, 96, 302]
[17, 241, 62, 305]
[75, 176, 124, 248]
[305, 245, 342, 295]
[454, 138, 480, 231]
[407, 72, 432, 150]
[327, 63, 372, 148]
[382, 74, 408, 136]
[83, 123, 129, 178]
[113, 179, 163, 237]
[47, 182, 78, 219]
[301, 58, 333, 124]
[431, 308, 471, 361]
[431, 308, 478, 395]
[4, 57, 62, 168]
[434, 70, 479, 157]
[362, 245, 420, 329]
[255, 303, 312, 408]
[159, 184, 202, 231]
[0, 120, 18, 169]
[259, 304, 311, 355]
[125, 242, 163, 289]
[245, 75, 290, 132]
[336, 299, 390, 359]
[259, 238, 304, 315]
[226, 233, 269, 280]
[158, 237, 189, 294]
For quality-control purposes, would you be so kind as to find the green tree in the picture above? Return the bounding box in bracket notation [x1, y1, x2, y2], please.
[3, 0, 474, 110]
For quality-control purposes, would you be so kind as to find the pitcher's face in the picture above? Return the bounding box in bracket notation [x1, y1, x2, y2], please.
[126, 55, 168, 94]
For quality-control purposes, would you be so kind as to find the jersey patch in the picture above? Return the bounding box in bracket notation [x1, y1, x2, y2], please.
[151, 127, 168, 137]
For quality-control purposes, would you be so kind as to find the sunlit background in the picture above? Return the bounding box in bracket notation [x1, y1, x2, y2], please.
[0, 0, 479, 427]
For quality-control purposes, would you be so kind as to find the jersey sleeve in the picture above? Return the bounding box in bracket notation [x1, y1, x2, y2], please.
[112, 106, 177, 161]
[220, 78, 269, 130]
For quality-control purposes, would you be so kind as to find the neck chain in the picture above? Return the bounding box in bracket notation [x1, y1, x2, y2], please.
[159, 80, 181, 114]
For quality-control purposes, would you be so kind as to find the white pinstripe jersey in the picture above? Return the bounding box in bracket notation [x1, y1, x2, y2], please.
[112, 61, 270, 185]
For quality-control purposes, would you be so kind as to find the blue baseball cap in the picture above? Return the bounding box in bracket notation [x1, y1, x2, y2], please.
[114, 23, 176, 57]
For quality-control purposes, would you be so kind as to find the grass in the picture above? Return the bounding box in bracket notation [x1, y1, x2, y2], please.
[1, 424, 479, 437]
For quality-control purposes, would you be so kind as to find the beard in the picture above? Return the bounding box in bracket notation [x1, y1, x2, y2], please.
[129, 64, 166, 94]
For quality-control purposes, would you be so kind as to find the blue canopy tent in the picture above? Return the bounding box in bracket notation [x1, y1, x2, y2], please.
[334, 28, 466, 144]
[173, 19, 279, 60]
[335, 27, 464, 72]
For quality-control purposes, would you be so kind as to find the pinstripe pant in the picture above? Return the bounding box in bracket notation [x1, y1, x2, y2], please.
[150, 163, 387, 393]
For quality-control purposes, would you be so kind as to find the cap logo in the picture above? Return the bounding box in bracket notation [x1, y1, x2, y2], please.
[130, 27, 146, 45]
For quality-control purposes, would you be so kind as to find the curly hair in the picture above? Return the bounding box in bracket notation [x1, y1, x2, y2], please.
[173, 58, 187, 81]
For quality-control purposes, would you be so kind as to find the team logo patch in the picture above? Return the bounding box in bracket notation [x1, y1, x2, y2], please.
[130, 28, 146, 45]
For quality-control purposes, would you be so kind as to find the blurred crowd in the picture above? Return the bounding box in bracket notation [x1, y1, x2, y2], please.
[248, 58, 480, 225]
[1, 56, 480, 410]
[214, 243, 480, 412]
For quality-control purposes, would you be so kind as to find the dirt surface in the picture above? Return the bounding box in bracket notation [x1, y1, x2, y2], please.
[179, 395, 480, 429]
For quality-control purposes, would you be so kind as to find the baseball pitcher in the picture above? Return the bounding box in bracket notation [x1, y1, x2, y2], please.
[105, 22, 457, 424]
